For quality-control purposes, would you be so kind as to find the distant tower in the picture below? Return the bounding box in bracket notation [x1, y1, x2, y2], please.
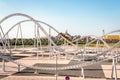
[102, 29, 105, 35]
[65, 29, 68, 34]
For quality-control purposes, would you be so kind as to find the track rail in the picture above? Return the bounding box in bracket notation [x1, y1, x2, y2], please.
[0, 41, 119, 70]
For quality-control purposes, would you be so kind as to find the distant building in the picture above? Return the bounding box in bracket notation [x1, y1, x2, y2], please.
[103, 35, 120, 40]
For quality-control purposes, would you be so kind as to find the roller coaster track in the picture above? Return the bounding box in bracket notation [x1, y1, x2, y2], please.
[2, 19, 77, 53]
[0, 41, 120, 71]
[0, 13, 60, 51]
[0, 13, 119, 72]
[108, 29, 120, 34]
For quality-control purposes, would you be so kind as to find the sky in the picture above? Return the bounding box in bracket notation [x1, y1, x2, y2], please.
[0, 0, 120, 37]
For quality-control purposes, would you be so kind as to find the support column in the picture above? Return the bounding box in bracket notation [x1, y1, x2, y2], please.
[2, 59, 5, 72]
[49, 27, 52, 59]
[36, 26, 39, 60]
[55, 54, 58, 80]
[111, 57, 117, 80]
[19, 23, 24, 51]
[18, 64, 20, 72]
[34, 69, 38, 74]
[34, 23, 36, 48]
[81, 67, 85, 79]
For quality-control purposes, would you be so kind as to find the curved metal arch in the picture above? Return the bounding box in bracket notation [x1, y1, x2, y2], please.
[0, 13, 57, 48]
[80, 35, 110, 50]
[107, 29, 120, 34]
[4, 20, 60, 37]
[0, 13, 120, 76]
[0, 13, 35, 24]
[0, 13, 75, 47]
[3, 19, 77, 49]
[72, 35, 98, 43]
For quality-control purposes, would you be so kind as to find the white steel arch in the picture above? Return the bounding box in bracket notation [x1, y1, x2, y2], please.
[0, 13, 57, 49]
[0, 13, 119, 79]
